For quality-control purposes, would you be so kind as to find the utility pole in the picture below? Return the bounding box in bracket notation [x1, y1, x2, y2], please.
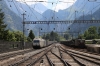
[39, 28, 42, 38]
[83, 11, 84, 20]
[22, 13, 26, 49]
[75, 11, 78, 20]
[88, 0, 97, 20]
[91, 11, 92, 20]
[39, 28, 40, 38]
[75, 11, 79, 38]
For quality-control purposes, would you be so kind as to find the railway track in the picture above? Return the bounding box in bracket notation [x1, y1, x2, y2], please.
[1, 43, 100, 66]
[62, 44, 100, 56]
[47, 48, 65, 66]
[8, 45, 53, 66]
[60, 45, 100, 66]
[0, 49, 33, 61]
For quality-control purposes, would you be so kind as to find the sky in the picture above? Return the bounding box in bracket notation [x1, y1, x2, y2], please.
[18, 0, 77, 12]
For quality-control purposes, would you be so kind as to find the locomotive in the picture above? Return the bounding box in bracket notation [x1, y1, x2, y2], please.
[32, 38, 55, 49]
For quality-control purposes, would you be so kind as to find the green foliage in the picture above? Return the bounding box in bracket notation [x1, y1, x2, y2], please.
[98, 27, 100, 36]
[0, 8, 31, 42]
[42, 31, 66, 41]
[5, 31, 24, 41]
[64, 33, 70, 40]
[28, 30, 35, 41]
[27, 37, 32, 42]
[88, 26, 97, 34]
[0, 9, 9, 40]
[45, 34, 50, 40]
[81, 26, 98, 39]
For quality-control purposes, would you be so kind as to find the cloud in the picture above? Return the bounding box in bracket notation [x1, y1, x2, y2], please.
[52, 0, 77, 12]
[17, 0, 48, 5]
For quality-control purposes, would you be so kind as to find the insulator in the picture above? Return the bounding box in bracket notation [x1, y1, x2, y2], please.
[10, 5, 11, 7]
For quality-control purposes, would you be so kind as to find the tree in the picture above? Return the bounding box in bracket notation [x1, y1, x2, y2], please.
[0, 9, 8, 40]
[6, 31, 16, 41]
[88, 26, 97, 39]
[64, 33, 70, 40]
[88, 26, 97, 35]
[42, 31, 66, 41]
[45, 34, 50, 40]
[98, 27, 100, 35]
[28, 30, 35, 41]
[83, 26, 98, 39]
[50, 31, 55, 41]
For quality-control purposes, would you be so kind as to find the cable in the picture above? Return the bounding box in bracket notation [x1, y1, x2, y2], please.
[21, 0, 48, 21]
[11, 0, 22, 17]
[24, 2, 40, 21]
[85, 2, 100, 16]
[7, 0, 21, 17]
[32, 0, 48, 21]
[53, 0, 60, 21]
[47, 2, 54, 21]
[68, 0, 87, 20]
[67, 2, 75, 20]
[76, 0, 91, 20]
[19, 0, 26, 12]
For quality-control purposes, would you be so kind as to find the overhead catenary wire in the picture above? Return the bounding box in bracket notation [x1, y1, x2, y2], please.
[7, 0, 100, 21]
[7, 0, 22, 17]
[68, 0, 87, 20]
[19, 0, 40, 21]
[29, 0, 49, 34]
[75, 0, 100, 20]
[22, 0, 41, 35]
[52, 0, 59, 21]
[8, 0, 40, 33]
[20, 0, 48, 21]
[19, 0, 26, 12]
[21, 0, 33, 21]
[48, 2, 54, 21]
[22, 0, 49, 35]
[24, 2, 40, 21]
[32, 0, 48, 21]
[85, 2, 100, 16]
[69, 0, 100, 20]
[67, 2, 75, 20]
[76, 0, 90, 20]
[33, 1, 48, 34]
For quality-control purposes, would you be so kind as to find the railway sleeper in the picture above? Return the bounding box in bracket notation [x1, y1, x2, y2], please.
[9, 47, 52, 66]
[45, 54, 55, 66]
[51, 51, 70, 66]
[26, 48, 52, 66]
[9, 51, 42, 66]
[69, 52, 100, 65]
[58, 46, 63, 58]
[61, 46, 100, 61]
[67, 49, 100, 61]
[60, 48, 85, 66]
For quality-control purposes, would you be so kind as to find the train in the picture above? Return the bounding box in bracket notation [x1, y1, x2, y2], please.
[32, 38, 56, 49]
[60, 39, 86, 48]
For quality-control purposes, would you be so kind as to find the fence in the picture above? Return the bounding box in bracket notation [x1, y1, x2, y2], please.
[0, 40, 33, 53]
